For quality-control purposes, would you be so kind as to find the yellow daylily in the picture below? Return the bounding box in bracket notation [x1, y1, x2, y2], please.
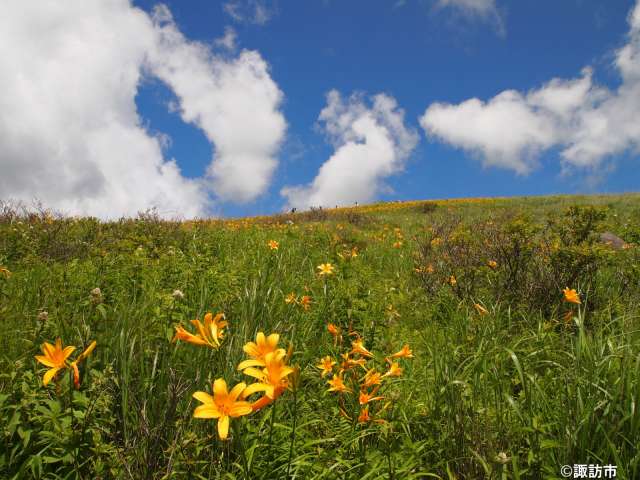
[317, 356, 336, 377]
[285, 292, 297, 304]
[351, 339, 374, 358]
[383, 362, 403, 378]
[34, 338, 76, 386]
[0, 266, 11, 279]
[192, 379, 252, 440]
[563, 288, 581, 305]
[362, 368, 382, 388]
[34, 338, 96, 387]
[172, 312, 227, 348]
[327, 374, 351, 393]
[241, 350, 294, 410]
[317, 263, 335, 276]
[359, 390, 384, 405]
[389, 344, 413, 359]
[239, 332, 282, 367]
[474, 303, 489, 316]
[267, 240, 279, 250]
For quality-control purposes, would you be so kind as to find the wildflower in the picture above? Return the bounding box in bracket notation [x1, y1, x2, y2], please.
[0, 266, 11, 279]
[69, 341, 97, 389]
[389, 344, 413, 359]
[299, 295, 312, 311]
[351, 339, 374, 358]
[268, 240, 279, 250]
[474, 303, 488, 316]
[362, 369, 382, 388]
[285, 292, 297, 304]
[562, 310, 574, 323]
[239, 332, 282, 367]
[359, 390, 384, 405]
[172, 289, 185, 300]
[487, 260, 498, 269]
[172, 312, 227, 349]
[563, 287, 581, 305]
[34, 338, 75, 386]
[393, 241, 403, 248]
[90, 287, 103, 304]
[327, 374, 351, 393]
[241, 349, 294, 409]
[448, 275, 457, 287]
[192, 379, 252, 440]
[327, 323, 340, 337]
[358, 406, 371, 423]
[383, 362, 403, 378]
[317, 356, 336, 377]
[430, 237, 442, 247]
[37, 311, 49, 322]
[34, 338, 96, 387]
[317, 263, 335, 276]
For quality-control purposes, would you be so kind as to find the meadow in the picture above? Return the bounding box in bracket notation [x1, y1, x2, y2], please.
[1, 194, 640, 479]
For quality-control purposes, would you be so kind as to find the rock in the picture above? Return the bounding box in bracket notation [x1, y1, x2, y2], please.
[599, 232, 627, 250]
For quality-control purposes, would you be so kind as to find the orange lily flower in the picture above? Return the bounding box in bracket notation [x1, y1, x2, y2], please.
[362, 368, 382, 387]
[389, 344, 413, 359]
[474, 303, 489, 316]
[317, 356, 336, 377]
[192, 379, 253, 440]
[241, 349, 294, 410]
[383, 362, 403, 378]
[327, 374, 351, 393]
[562, 288, 581, 305]
[351, 339, 374, 358]
[172, 312, 227, 348]
[267, 240, 279, 250]
[35, 338, 96, 387]
[317, 263, 335, 276]
[359, 390, 384, 405]
[238, 332, 282, 368]
[358, 406, 371, 423]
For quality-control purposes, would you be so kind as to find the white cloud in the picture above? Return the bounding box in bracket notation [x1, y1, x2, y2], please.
[223, 0, 275, 25]
[420, 0, 640, 174]
[0, 1, 285, 218]
[435, 0, 504, 35]
[214, 26, 238, 51]
[281, 91, 418, 210]
[148, 6, 286, 203]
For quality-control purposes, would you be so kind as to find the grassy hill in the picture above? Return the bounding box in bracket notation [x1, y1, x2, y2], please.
[1, 193, 640, 479]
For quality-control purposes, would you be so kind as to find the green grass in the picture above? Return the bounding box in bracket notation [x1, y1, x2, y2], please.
[1, 193, 639, 479]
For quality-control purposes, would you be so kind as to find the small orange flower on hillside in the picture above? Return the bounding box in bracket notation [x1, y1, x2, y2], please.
[267, 240, 279, 250]
[448, 275, 457, 287]
[474, 303, 489, 316]
[285, 292, 297, 304]
[327, 323, 340, 338]
[327, 374, 351, 393]
[173, 312, 227, 349]
[487, 260, 498, 269]
[359, 390, 384, 405]
[383, 362, 403, 378]
[299, 295, 312, 311]
[393, 241, 403, 248]
[192, 379, 252, 440]
[35, 338, 96, 387]
[0, 266, 11, 278]
[317, 356, 336, 377]
[563, 288, 581, 305]
[430, 237, 442, 247]
[358, 406, 371, 423]
[389, 344, 413, 359]
[362, 368, 382, 387]
[351, 339, 374, 358]
[317, 263, 336, 276]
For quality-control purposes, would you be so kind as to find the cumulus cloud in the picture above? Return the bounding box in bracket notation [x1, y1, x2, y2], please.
[0, 1, 285, 218]
[148, 6, 286, 203]
[214, 26, 238, 51]
[223, 0, 275, 25]
[421, 0, 640, 174]
[281, 91, 418, 210]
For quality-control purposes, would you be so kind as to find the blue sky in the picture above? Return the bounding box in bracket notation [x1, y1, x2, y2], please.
[134, 0, 638, 217]
[1, 1, 638, 218]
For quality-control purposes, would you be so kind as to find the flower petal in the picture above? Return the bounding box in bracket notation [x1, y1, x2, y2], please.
[194, 405, 221, 419]
[237, 359, 265, 371]
[241, 382, 269, 398]
[229, 382, 247, 402]
[193, 391, 214, 405]
[35, 355, 58, 368]
[217, 415, 230, 440]
[229, 403, 253, 417]
[43, 367, 61, 386]
[213, 378, 228, 397]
